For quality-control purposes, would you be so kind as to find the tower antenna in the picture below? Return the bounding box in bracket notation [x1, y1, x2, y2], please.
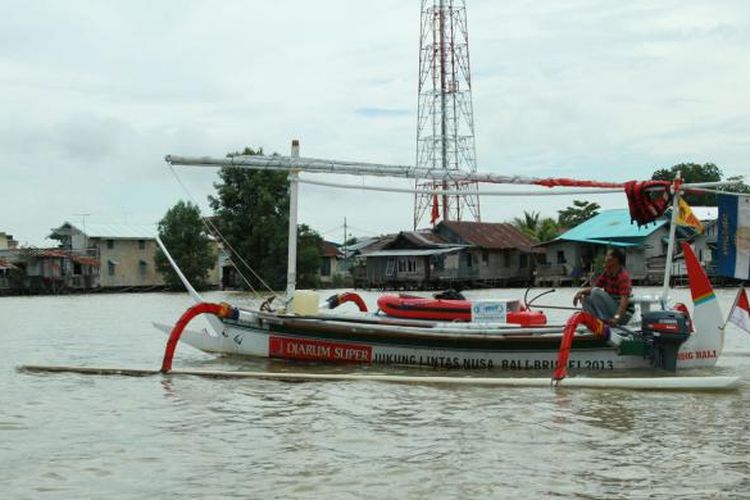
[413, 0, 480, 228]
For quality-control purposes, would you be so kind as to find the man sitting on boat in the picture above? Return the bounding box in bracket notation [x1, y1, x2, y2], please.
[573, 248, 635, 326]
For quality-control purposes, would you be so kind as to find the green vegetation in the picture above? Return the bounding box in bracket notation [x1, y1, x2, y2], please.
[512, 211, 561, 243]
[511, 161, 749, 238]
[651, 162, 750, 205]
[155, 200, 216, 290]
[557, 200, 600, 229]
[297, 224, 323, 289]
[207, 146, 323, 291]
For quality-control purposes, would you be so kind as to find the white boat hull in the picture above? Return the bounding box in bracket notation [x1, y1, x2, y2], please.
[156, 312, 719, 373]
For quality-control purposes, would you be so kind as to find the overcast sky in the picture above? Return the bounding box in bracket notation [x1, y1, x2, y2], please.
[2, 0, 749, 246]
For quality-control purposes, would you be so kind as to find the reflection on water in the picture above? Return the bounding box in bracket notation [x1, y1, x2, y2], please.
[1, 288, 749, 498]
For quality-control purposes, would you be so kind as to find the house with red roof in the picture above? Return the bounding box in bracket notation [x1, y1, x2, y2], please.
[357, 221, 538, 289]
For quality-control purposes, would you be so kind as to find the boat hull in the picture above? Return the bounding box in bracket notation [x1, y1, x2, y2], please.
[164, 313, 719, 373]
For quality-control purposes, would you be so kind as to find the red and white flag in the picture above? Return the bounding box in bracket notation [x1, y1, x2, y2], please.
[728, 287, 750, 334]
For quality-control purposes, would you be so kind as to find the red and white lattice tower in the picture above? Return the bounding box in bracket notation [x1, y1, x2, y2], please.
[413, 0, 480, 229]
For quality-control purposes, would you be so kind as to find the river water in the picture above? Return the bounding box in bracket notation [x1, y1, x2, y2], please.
[2, 287, 749, 498]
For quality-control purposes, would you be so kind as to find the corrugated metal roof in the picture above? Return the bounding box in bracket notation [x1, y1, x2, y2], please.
[30, 249, 100, 266]
[356, 234, 397, 254]
[320, 241, 342, 258]
[365, 247, 463, 258]
[555, 209, 666, 244]
[440, 221, 537, 251]
[52, 222, 158, 239]
[347, 238, 377, 252]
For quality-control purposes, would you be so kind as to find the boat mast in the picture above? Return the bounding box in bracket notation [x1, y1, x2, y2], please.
[287, 140, 301, 300]
[661, 173, 682, 305]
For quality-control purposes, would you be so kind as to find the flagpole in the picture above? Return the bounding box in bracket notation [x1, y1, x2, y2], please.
[661, 175, 682, 306]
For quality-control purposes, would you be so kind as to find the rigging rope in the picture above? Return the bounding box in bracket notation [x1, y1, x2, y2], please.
[297, 178, 623, 196]
[167, 165, 281, 299]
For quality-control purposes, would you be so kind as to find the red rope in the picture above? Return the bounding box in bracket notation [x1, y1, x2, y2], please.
[533, 178, 624, 189]
[161, 302, 238, 373]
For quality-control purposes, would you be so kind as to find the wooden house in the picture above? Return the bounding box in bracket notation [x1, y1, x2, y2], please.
[357, 222, 537, 289]
[319, 241, 348, 287]
[535, 209, 670, 286]
[0, 257, 18, 292]
[49, 222, 221, 290]
[434, 221, 538, 285]
[0, 232, 18, 250]
[23, 248, 100, 293]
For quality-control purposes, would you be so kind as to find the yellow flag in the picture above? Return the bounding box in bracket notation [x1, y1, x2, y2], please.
[677, 198, 704, 233]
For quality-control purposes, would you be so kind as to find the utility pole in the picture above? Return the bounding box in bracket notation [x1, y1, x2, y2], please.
[413, 0, 480, 228]
[343, 217, 348, 261]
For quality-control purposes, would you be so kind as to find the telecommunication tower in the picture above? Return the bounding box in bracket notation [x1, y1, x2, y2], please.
[413, 0, 480, 228]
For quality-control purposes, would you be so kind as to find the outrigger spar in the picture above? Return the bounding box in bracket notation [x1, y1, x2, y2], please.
[165, 142, 729, 303]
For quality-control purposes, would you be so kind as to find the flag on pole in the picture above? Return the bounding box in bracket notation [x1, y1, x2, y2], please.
[676, 198, 704, 233]
[728, 287, 750, 334]
[430, 193, 440, 225]
[717, 194, 750, 280]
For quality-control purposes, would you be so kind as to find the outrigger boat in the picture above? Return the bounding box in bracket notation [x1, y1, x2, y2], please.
[156, 147, 735, 378]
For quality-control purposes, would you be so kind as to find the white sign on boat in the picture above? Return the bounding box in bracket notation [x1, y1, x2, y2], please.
[471, 301, 508, 323]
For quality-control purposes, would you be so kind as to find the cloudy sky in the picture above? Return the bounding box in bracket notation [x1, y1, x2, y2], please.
[2, 0, 749, 246]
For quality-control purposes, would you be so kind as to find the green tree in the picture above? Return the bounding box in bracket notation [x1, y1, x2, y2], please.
[297, 224, 323, 289]
[652, 162, 722, 205]
[512, 211, 540, 240]
[511, 211, 561, 243]
[511, 210, 560, 242]
[209, 146, 323, 291]
[536, 217, 562, 243]
[155, 200, 216, 290]
[558, 200, 600, 229]
[723, 175, 750, 196]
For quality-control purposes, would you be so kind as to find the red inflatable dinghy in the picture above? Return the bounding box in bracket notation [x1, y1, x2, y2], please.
[377, 294, 547, 326]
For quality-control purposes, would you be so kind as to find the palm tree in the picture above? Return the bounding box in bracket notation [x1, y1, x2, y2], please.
[512, 211, 561, 243]
[512, 211, 540, 240]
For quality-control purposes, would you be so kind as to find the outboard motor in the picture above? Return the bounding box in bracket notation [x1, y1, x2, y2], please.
[640, 310, 692, 371]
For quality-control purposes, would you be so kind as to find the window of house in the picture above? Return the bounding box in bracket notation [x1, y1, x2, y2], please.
[108, 261, 116, 276]
[106, 239, 114, 249]
[504, 252, 511, 268]
[73, 262, 82, 275]
[520, 254, 529, 269]
[557, 250, 566, 264]
[482, 250, 489, 264]
[321, 258, 331, 276]
[139, 260, 148, 277]
[398, 258, 418, 273]
[138, 240, 146, 250]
